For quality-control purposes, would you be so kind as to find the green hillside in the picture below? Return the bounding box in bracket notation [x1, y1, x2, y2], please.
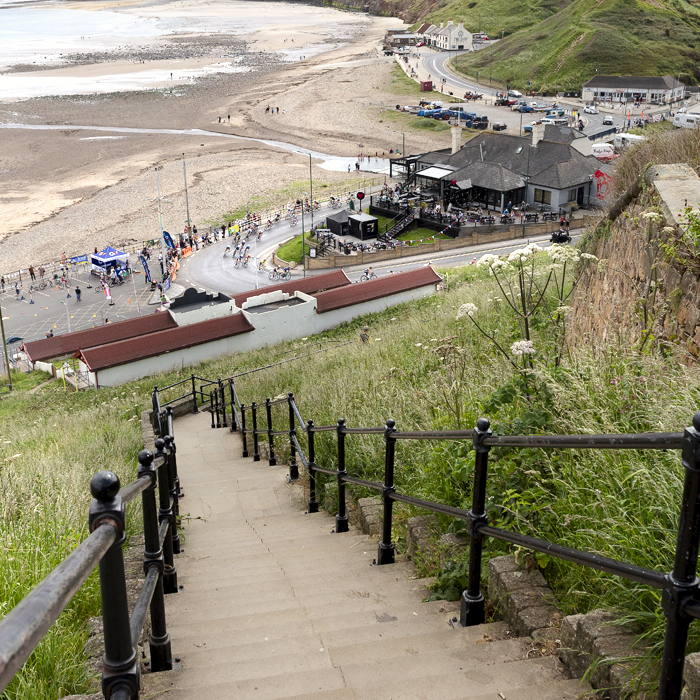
[417, 0, 700, 92]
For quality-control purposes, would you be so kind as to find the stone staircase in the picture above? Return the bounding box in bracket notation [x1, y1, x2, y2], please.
[144, 412, 590, 700]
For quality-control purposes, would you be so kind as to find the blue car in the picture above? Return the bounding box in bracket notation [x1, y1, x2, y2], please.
[519, 105, 534, 113]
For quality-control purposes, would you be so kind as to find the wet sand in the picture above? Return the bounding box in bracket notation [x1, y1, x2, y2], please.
[0, 1, 448, 273]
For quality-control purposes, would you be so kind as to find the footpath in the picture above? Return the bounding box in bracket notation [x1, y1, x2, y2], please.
[144, 412, 589, 700]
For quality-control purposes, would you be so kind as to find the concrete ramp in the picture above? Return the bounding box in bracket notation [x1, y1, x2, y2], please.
[144, 412, 589, 699]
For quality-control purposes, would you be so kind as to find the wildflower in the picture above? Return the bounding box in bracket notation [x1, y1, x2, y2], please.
[556, 305, 570, 316]
[415, 343, 422, 347]
[547, 244, 580, 263]
[580, 253, 597, 260]
[374, 338, 382, 341]
[510, 340, 535, 356]
[456, 303, 478, 319]
[642, 211, 663, 223]
[476, 253, 499, 268]
[662, 226, 675, 234]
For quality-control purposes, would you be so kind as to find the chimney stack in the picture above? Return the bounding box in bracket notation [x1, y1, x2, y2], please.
[451, 125, 462, 154]
[532, 122, 545, 146]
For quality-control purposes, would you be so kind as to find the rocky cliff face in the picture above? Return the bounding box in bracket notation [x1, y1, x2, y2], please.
[569, 168, 700, 361]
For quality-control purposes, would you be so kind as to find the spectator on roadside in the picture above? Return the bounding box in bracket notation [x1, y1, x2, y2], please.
[29, 265, 36, 281]
[75, 286, 82, 302]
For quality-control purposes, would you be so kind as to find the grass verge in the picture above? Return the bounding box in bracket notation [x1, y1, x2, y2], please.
[276, 231, 316, 264]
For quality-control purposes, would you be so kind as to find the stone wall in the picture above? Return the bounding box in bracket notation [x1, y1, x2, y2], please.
[568, 165, 700, 360]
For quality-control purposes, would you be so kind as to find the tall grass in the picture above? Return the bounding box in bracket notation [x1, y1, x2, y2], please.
[4, 254, 700, 695]
[0, 381, 151, 698]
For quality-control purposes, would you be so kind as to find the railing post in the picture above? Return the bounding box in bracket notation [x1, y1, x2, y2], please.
[191, 374, 198, 413]
[460, 418, 492, 627]
[163, 436, 182, 553]
[288, 393, 298, 482]
[265, 398, 277, 466]
[165, 408, 183, 501]
[307, 420, 318, 513]
[159, 411, 167, 440]
[210, 391, 215, 429]
[229, 379, 237, 432]
[152, 387, 159, 432]
[251, 402, 260, 462]
[137, 450, 172, 672]
[335, 419, 349, 533]
[219, 380, 227, 428]
[155, 439, 179, 594]
[377, 418, 396, 564]
[214, 389, 221, 428]
[241, 404, 249, 458]
[659, 413, 700, 700]
[88, 471, 139, 699]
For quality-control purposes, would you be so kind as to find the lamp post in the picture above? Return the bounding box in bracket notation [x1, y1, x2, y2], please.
[182, 153, 191, 235]
[0, 298, 12, 390]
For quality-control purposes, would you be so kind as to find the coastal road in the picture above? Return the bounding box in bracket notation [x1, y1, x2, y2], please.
[180, 225, 583, 294]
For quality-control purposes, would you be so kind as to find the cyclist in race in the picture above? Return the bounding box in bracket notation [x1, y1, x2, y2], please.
[224, 245, 231, 257]
[361, 267, 377, 281]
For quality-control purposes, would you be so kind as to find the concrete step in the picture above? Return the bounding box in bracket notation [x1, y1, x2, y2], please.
[150, 413, 591, 700]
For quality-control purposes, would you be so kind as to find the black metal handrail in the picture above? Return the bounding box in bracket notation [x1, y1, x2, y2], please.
[0, 431, 183, 699]
[219, 377, 700, 700]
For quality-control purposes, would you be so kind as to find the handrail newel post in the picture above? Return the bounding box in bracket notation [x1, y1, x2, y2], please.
[377, 418, 397, 564]
[163, 436, 181, 556]
[241, 404, 249, 457]
[214, 389, 221, 429]
[266, 398, 277, 466]
[166, 408, 183, 501]
[152, 387, 159, 431]
[191, 374, 198, 413]
[155, 439, 179, 594]
[219, 380, 227, 428]
[88, 470, 139, 699]
[658, 412, 700, 699]
[288, 393, 299, 481]
[229, 379, 237, 431]
[460, 417, 492, 627]
[251, 402, 260, 462]
[209, 391, 215, 429]
[159, 411, 167, 440]
[307, 420, 319, 513]
[137, 450, 172, 672]
[336, 419, 349, 533]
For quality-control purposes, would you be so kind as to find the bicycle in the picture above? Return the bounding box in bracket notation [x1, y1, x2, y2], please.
[53, 276, 70, 290]
[290, 215, 298, 226]
[30, 280, 48, 292]
[360, 271, 378, 282]
[268, 270, 280, 280]
[280, 268, 291, 281]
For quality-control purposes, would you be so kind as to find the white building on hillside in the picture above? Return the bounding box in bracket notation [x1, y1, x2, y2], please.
[434, 21, 473, 51]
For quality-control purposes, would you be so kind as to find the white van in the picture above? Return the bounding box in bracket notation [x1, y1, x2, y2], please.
[673, 113, 699, 129]
[540, 117, 568, 125]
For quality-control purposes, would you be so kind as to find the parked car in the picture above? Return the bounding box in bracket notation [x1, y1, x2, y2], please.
[602, 115, 614, 125]
[492, 122, 507, 131]
[519, 105, 534, 113]
[583, 105, 599, 114]
[508, 89, 523, 98]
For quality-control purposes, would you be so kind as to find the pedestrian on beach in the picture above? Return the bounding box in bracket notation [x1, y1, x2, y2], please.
[38, 266, 45, 279]
[46, 329, 54, 338]
[15, 282, 20, 300]
[0, 276, 4, 292]
[75, 286, 82, 302]
[29, 265, 36, 281]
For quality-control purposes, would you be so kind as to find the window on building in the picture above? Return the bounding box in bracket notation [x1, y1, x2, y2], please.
[568, 189, 577, 202]
[534, 188, 552, 205]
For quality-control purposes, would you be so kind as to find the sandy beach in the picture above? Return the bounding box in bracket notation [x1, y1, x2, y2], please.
[0, 0, 449, 274]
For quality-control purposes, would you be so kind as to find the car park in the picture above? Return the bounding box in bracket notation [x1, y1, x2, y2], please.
[583, 106, 599, 114]
[492, 122, 507, 131]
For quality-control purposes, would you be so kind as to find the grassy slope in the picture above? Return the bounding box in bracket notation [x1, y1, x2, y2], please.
[427, 0, 700, 92]
[6, 241, 700, 694]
